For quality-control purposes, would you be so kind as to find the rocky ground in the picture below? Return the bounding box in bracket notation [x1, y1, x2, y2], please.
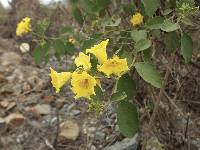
[0, 35, 200, 150]
[0, 38, 135, 150]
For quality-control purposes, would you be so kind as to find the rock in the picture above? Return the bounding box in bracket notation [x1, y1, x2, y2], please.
[59, 120, 80, 141]
[70, 109, 81, 116]
[27, 75, 46, 91]
[91, 145, 97, 150]
[0, 52, 22, 66]
[5, 113, 25, 127]
[43, 95, 54, 104]
[19, 43, 30, 53]
[0, 74, 7, 83]
[88, 127, 96, 133]
[95, 131, 106, 141]
[67, 103, 75, 112]
[145, 136, 164, 150]
[33, 104, 51, 115]
[0, 117, 7, 133]
[0, 100, 9, 108]
[16, 132, 29, 144]
[104, 133, 140, 150]
[57, 98, 66, 108]
[0, 83, 15, 94]
[6, 102, 16, 111]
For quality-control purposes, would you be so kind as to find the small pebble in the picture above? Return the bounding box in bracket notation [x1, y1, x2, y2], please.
[91, 145, 96, 150]
[88, 127, 96, 133]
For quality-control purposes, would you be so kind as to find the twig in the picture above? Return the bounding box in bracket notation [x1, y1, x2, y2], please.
[184, 113, 191, 150]
[148, 54, 175, 130]
[53, 104, 60, 149]
[164, 91, 184, 116]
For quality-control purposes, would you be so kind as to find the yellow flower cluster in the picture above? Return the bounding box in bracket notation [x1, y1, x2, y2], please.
[16, 17, 32, 36]
[130, 12, 143, 26]
[50, 39, 129, 99]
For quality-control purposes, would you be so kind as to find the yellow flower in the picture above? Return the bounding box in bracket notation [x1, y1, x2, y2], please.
[74, 52, 91, 71]
[68, 38, 75, 44]
[86, 39, 109, 64]
[98, 56, 129, 77]
[130, 13, 143, 26]
[16, 17, 32, 36]
[50, 67, 71, 93]
[71, 71, 97, 99]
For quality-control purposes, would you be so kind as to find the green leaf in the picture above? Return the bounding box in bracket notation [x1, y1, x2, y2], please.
[65, 42, 76, 55]
[32, 41, 50, 64]
[135, 39, 152, 52]
[135, 62, 162, 88]
[52, 39, 66, 58]
[169, 0, 176, 8]
[123, 3, 135, 15]
[111, 92, 127, 102]
[35, 19, 50, 34]
[181, 17, 194, 26]
[59, 26, 74, 35]
[117, 101, 138, 138]
[117, 73, 136, 99]
[165, 31, 179, 53]
[91, 85, 104, 102]
[80, 0, 97, 14]
[151, 30, 161, 38]
[141, 0, 160, 16]
[146, 17, 164, 30]
[143, 48, 151, 62]
[163, 8, 173, 15]
[96, 0, 111, 11]
[103, 18, 121, 27]
[161, 19, 179, 32]
[181, 33, 193, 63]
[81, 34, 101, 50]
[70, 0, 79, 4]
[131, 29, 147, 42]
[120, 51, 133, 67]
[52, 39, 76, 58]
[72, 6, 84, 25]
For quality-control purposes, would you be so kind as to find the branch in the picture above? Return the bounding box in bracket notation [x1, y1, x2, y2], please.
[148, 54, 175, 130]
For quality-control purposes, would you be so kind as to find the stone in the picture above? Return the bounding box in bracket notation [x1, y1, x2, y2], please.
[104, 133, 140, 150]
[57, 98, 66, 108]
[59, 120, 80, 141]
[5, 113, 25, 127]
[33, 104, 51, 115]
[95, 131, 106, 141]
[43, 95, 54, 104]
[0, 117, 7, 133]
[0, 52, 22, 66]
[6, 102, 16, 111]
[27, 75, 46, 91]
[88, 127, 96, 133]
[91, 145, 97, 150]
[19, 43, 30, 53]
[0, 74, 7, 83]
[70, 109, 81, 116]
[0, 100, 9, 108]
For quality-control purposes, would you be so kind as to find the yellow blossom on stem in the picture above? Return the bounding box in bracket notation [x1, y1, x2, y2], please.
[71, 71, 97, 99]
[16, 17, 32, 36]
[130, 13, 143, 26]
[98, 56, 129, 77]
[50, 67, 71, 93]
[74, 52, 91, 71]
[68, 38, 75, 44]
[86, 39, 109, 64]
